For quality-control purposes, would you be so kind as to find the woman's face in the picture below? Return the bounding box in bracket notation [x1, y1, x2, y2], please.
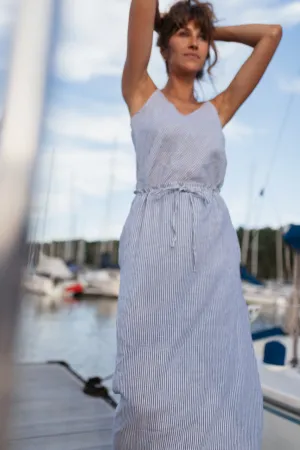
[164, 20, 209, 78]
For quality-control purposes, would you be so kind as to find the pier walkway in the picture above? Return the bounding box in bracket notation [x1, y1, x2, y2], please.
[8, 363, 300, 449]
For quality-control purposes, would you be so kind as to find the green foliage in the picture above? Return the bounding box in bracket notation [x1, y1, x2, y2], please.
[236, 227, 293, 281]
[29, 229, 293, 281]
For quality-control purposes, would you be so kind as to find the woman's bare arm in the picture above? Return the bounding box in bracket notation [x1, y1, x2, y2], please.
[212, 24, 282, 127]
[122, 0, 158, 112]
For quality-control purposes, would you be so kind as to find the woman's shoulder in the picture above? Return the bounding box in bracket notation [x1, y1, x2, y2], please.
[123, 74, 158, 119]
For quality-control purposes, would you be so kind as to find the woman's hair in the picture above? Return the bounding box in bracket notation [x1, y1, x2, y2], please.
[154, 1, 218, 80]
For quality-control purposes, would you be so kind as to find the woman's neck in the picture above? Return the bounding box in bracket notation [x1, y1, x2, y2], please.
[162, 77, 196, 103]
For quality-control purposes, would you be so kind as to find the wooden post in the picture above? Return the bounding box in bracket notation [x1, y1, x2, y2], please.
[49, 241, 55, 257]
[241, 228, 250, 267]
[94, 241, 101, 267]
[251, 229, 259, 277]
[284, 244, 292, 281]
[241, 165, 255, 267]
[76, 239, 86, 265]
[276, 227, 284, 283]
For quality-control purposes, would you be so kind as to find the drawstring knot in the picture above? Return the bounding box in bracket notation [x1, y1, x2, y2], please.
[134, 183, 219, 271]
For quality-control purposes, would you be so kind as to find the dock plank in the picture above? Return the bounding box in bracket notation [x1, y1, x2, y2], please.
[10, 434, 113, 450]
[9, 363, 114, 449]
[263, 408, 299, 450]
[8, 363, 300, 449]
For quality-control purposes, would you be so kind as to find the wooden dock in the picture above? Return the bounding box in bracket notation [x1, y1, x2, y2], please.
[9, 363, 114, 449]
[7, 362, 300, 449]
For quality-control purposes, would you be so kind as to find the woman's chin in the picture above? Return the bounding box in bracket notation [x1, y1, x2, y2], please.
[177, 65, 202, 78]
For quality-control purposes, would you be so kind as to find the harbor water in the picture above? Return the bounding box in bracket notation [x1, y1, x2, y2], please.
[15, 294, 285, 387]
[15, 295, 118, 382]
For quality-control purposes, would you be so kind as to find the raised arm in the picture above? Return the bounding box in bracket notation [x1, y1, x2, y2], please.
[122, 0, 158, 110]
[212, 24, 282, 127]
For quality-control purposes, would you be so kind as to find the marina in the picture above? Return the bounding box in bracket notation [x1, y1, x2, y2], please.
[8, 362, 300, 450]
[13, 227, 300, 449]
[9, 295, 300, 449]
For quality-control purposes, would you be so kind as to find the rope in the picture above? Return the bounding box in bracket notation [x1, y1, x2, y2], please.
[252, 66, 300, 232]
[83, 374, 116, 408]
[100, 373, 114, 383]
[262, 93, 297, 195]
[246, 64, 300, 247]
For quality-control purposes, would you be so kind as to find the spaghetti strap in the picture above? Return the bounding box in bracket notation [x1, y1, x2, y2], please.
[130, 89, 159, 122]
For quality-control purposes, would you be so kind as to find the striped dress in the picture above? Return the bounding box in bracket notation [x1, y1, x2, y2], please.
[112, 90, 263, 449]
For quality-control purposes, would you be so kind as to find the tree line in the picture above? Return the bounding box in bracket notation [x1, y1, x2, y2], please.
[30, 227, 294, 282]
[236, 227, 293, 282]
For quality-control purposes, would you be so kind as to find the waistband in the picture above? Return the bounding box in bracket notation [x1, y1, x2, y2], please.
[134, 182, 220, 197]
[134, 182, 220, 272]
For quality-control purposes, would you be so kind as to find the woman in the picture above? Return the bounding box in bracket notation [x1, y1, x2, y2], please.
[112, 1, 282, 449]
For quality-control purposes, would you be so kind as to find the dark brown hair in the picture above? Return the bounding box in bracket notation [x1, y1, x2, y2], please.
[154, 1, 218, 80]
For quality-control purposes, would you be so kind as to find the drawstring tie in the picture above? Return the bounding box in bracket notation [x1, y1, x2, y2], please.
[134, 183, 219, 272]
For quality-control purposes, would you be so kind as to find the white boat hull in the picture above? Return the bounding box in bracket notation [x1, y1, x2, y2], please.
[82, 269, 120, 298]
[254, 335, 300, 412]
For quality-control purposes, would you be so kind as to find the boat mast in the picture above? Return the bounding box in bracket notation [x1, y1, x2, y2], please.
[290, 251, 300, 367]
[40, 147, 55, 257]
[241, 164, 255, 266]
[64, 169, 74, 261]
[101, 138, 118, 258]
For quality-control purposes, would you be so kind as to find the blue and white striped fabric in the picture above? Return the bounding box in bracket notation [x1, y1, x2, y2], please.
[112, 90, 263, 449]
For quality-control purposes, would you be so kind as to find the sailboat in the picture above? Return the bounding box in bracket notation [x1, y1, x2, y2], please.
[23, 152, 84, 300]
[252, 225, 300, 411]
[241, 228, 290, 312]
[23, 251, 76, 295]
[81, 245, 120, 298]
[80, 139, 120, 299]
[82, 267, 120, 298]
[239, 168, 291, 312]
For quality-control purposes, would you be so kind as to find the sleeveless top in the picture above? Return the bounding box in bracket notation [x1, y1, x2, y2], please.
[130, 89, 227, 193]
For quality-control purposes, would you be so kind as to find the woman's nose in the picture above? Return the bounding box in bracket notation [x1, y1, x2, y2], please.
[189, 35, 198, 50]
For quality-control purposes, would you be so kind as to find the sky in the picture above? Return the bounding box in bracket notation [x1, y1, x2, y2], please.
[0, 0, 300, 242]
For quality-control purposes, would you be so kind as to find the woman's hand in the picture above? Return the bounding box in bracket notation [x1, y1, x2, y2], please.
[212, 24, 282, 127]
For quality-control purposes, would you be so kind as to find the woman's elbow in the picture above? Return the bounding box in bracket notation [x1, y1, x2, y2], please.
[269, 24, 283, 41]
